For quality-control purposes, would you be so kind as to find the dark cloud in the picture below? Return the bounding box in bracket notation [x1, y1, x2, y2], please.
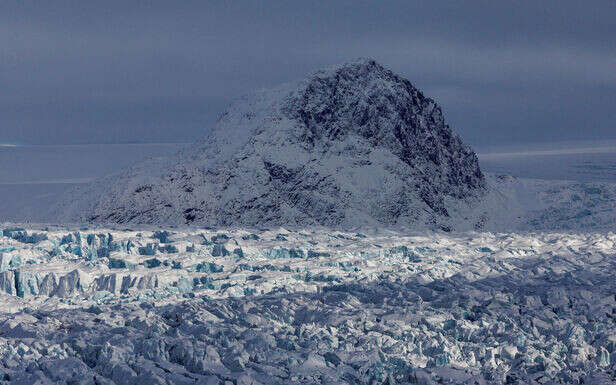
[1, 0, 614, 146]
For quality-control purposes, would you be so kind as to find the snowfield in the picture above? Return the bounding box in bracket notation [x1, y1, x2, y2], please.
[1, 223, 616, 384]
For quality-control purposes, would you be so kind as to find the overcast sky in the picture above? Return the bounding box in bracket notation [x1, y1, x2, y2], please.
[1, 1, 615, 148]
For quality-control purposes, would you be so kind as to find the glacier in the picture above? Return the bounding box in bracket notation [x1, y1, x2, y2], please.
[1, 226, 616, 384]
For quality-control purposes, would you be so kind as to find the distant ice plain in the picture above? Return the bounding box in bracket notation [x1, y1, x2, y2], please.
[0, 143, 187, 220]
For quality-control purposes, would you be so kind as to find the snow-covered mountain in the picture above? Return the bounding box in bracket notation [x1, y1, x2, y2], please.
[55, 59, 486, 229]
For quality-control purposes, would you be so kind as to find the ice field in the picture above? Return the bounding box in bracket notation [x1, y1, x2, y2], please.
[1, 225, 616, 384]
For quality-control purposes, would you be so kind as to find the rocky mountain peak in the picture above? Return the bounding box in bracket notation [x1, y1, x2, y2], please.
[55, 59, 486, 229]
[285, 58, 440, 144]
[283, 58, 484, 196]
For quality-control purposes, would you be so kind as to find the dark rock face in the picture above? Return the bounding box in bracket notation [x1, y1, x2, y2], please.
[272, 59, 484, 223]
[284, 59, 484, 200]
[59, 59, 485, 229]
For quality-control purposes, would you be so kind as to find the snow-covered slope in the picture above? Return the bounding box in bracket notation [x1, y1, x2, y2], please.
[54, 59, 486, 230]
